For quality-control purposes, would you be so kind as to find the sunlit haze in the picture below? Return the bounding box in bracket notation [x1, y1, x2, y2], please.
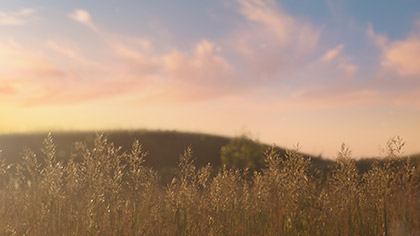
[1, 0, 420, 158]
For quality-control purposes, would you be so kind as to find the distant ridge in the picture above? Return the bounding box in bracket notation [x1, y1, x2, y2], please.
[0, 130, 230, 168]
[0, 130, 418, 180]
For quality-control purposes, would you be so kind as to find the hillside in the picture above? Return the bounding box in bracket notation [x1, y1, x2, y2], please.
[0, 130, 229, 168]
[0, 130, 418, 179]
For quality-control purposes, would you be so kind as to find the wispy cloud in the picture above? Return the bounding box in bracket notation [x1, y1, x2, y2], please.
[0, 80, 16, 95]
[111, 39, 238, 103]
[45, 39, 104, 69]
[113, 42, 161, 75]
[285, 86, 380, 110]
[0, 39, 66, 106]
[228, 0, 320, 78]
[0, 1, 333, 106]
[382, 37, 420, 77]
[0, 40, 61, 77]
[320, 45, 344, 62]
[367, 24, 387, 48]
[3, 0, 418, 112]
[68, 9, 97, 31]
[0, 8, 36, 25]
[163, 40, 233, 87]
[369, 24, 420, 77]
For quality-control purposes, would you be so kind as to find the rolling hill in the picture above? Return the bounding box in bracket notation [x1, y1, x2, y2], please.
[0, 130, 418, 181]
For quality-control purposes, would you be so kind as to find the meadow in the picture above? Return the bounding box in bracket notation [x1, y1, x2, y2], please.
[0, 132, 419, 235]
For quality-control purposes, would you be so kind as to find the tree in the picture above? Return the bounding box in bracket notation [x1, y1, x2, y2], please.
[220, 135, 265, 171]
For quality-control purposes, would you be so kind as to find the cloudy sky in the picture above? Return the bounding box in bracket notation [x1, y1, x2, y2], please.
[1, 0, 420, 158]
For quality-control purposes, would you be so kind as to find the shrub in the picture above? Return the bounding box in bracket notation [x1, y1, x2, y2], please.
[220, 135, 265, 171]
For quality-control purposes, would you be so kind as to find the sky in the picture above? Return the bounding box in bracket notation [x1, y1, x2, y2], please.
[1, 0, 420, 158]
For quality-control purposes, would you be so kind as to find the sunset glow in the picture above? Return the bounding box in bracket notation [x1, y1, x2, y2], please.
[1, 0, 420, 157]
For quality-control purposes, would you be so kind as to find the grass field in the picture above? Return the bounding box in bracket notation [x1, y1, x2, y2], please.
[0, 132, 419, 235]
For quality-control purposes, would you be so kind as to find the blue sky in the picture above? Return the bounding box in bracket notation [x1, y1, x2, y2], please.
[1, 0, 420, 158]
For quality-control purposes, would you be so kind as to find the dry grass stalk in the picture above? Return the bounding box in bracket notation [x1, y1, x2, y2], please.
[0, 134, 418, 235]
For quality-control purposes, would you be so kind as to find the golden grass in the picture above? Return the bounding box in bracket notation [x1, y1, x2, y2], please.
[0, 133, 418, 235]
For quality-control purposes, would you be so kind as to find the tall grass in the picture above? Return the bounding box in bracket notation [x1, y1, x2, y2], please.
[0, 133, 418, 235]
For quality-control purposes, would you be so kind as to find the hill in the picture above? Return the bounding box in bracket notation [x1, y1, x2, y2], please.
[0, 130, 228, 167]
[0, 130, 418, 180]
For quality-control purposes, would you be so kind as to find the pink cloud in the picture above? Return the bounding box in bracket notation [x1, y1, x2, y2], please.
[229, 86, 382, 112]
[45, 40, 105, 70]
[0, 2, 363, 110]
[315, 45, 358, 80]
[113, 43, 161, 75]
[0, 8, 36, 26]
[369, 24, 420, 77]
[338, 62, 358, 78]
[12, 2, 327, 106]
[7, 2, 346, 107]
[8, 1, 418, 112]
[228, 0, 321, 78]
[320, 45, 344, 62]
[263, 86, 418, 111]
[163, 40, 233, 86]
[46, 40, 81, 61]
[0, 80, 16, 95]
[265, 77, 420, 111]
[68, 9, 97, 31]
[4, 35, 239, 106]
[289, 86, 380, 109]
[382, 37, 420, 76]
[21, 75, 152, 106]
[367, 24, 387, 49]
[0, 40, 62, 78]
[113, 40, 240, 104]
[107, 39, 240, 103]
